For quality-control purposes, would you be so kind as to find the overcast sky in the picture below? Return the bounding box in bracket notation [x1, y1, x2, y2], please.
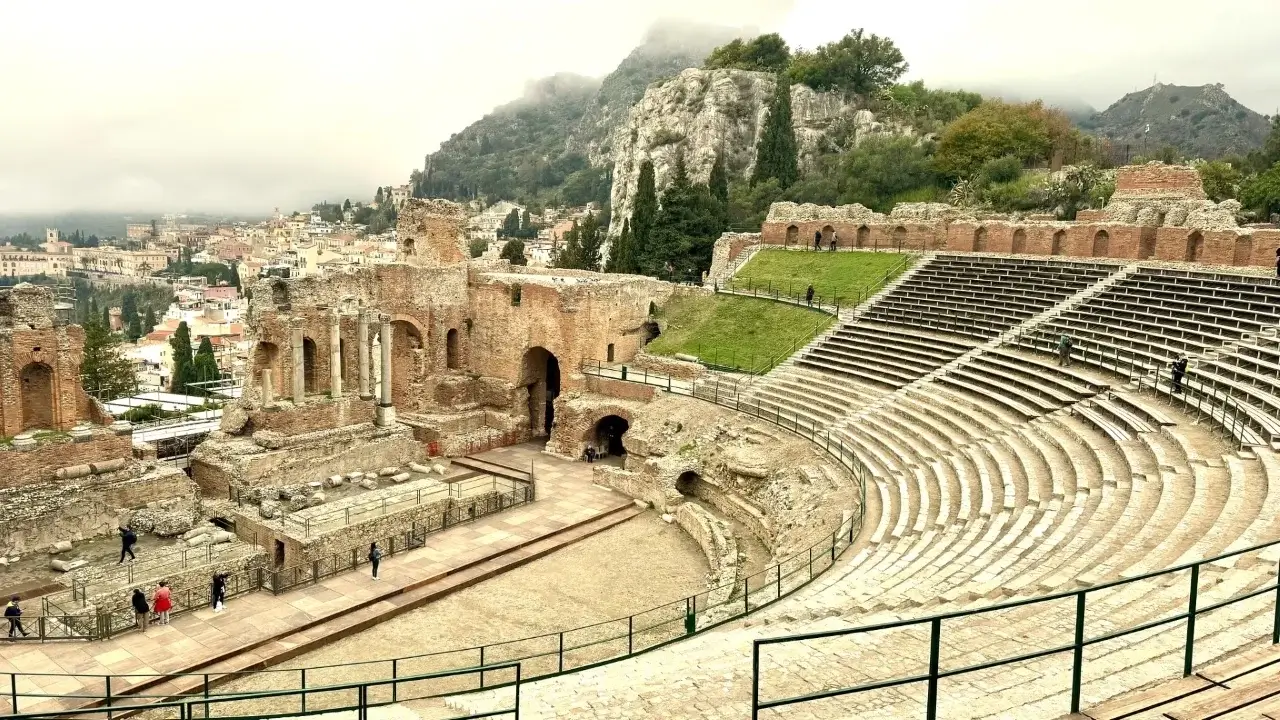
[2, 0, 1276, 215]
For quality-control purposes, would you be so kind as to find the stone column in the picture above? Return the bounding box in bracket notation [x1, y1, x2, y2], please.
[329, 311, 342, 398]
[357, 309, 372, 400]
[375, 314, 395, 426]
[261, 368, 274, 405]
[291, 326, 305, 404]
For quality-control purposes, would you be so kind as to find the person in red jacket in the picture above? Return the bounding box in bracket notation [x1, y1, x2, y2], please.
[153, 581, 172, 625]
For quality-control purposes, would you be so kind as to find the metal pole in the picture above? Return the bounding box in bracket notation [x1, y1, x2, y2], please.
[926, 617, 942, 720]
[1185, 563, 1200, 675]
[1070, 591, 1086, 713]
[751, 643, 761, 720]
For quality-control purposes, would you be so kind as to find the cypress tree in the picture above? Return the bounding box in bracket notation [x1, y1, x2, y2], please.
[709, 152, 730, 232]
[605, 219, 635, 274]
[554, 220, 583, 269]
[752, 78, 799, 189]
[143, 307, 158, 335]
[630, 160, 658, 273]
[169, 321, 196, 393]
[101, 305, 111, 331]
[648, 153, 724, 281]
[193, 336, 221, 388]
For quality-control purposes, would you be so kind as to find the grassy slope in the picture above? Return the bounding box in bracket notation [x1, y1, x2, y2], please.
[646, 294, 833, 373]
[732, 250, 912, 303]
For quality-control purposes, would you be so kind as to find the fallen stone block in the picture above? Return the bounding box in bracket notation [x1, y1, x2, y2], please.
[308, 481, 323, 489]
[661, 513, 675, 523]
[259, 500, 279, 519]
[89, 458, 129, 475]
[208, 531, 234, 545]
[431, 463, 447, 475]
[308, 492, 326, 506]
[408, 462, 432, 474]
[390, 472, 411, 484]
[182, 525, 213, 541]
[0, 558, 7, 567]
[360, 479, 379, 490]
[326, 475, 344, 488]
[187, 534, 211, 546]
[378, 466, 398, 477]
[54, 464, 93, 481]
[346, 471, 364, 481]
[51, 540, 73, 554]
[50, 558, 87, 573]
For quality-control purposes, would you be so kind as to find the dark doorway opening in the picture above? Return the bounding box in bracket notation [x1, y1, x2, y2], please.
[522, 347, 561, 438]
[675, 471, 702, 497]
[302, 337, 318, 393]
[595, 415, 629, 457]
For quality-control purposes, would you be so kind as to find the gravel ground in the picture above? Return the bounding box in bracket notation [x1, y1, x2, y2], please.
[186, 511, 708, 717]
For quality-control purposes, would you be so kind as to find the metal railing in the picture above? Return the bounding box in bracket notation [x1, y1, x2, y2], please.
[5, 660, 522, 719]
[717, 251, 914, 317]
[751, 536, 1280, 719]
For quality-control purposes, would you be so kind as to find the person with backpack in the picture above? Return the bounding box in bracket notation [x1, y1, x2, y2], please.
[1057, 334, 1074, 368]
[1171, 355, 1189, 393]
[131, 589, 150, 631]
[368, 542, 382, 580]
[118, 526, 137, 563]
[5, 595, 28, 639]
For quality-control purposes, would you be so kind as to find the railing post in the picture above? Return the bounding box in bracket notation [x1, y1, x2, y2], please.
[10, 673, 18, 716]
[105, 675, 113, 720]
[751, 642, 761, 720]
[1070, 591, 1086, 713]
[1186, 563, 1200, 676]
[1272, 558, 1280, 645]
[480, 645, 486, 688]
[392, 658, 398, 702]
[301, 667, 307, 713]
[926, 617, 942, 720]
[558, 632, 565, 673]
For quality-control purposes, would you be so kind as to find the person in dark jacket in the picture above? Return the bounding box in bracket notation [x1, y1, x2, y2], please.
[813, 230, 822, 250]
[211, 573, 228, 612]
[131, 589, 150, 631]
[368, 542, 382, 580]
[5, 595, 28, 639]
[1171, 355, 1188, 393]
[118, 526, 137, 563]
[805, 284, 815, 306]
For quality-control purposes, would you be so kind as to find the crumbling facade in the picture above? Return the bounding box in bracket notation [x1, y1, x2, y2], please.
[744, 163, 1280, 272]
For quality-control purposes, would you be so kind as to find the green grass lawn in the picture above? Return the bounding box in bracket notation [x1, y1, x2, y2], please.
[646, 293, 833, 373]
[730, 250, 914, 305]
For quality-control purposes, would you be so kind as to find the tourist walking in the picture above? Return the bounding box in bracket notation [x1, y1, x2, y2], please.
[5, 595, 28, 639]
[1057, 334, 1073, 368]
[805, 284, 814, 306]
[211, 573, 227, 612]
[368, 542, 382, 580]
[829, 232, 838, 251]
[153, 581, 172, 625]
[131, 589, 150, 631]
[118, 526, 137, 563]
[813, 230, 821, 251]
[1171, 355, 1188, 393]
[1274, 248, 1279, 278]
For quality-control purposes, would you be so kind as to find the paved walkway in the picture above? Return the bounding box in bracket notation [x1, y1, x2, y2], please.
[1, 444, 626, 715]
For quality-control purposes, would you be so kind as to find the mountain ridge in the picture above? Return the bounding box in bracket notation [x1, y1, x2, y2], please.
[1080, 82, 1270, 159]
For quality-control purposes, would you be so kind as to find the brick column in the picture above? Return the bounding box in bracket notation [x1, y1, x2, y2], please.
[376, 314, 395, 426]
[358, 309, 372, 400]
[329, 311, 342, 398]
[291, 326, 305, 404]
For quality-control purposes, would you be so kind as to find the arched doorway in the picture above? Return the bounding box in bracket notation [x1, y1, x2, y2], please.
[253, 341, 282, 395]
[390, 320, 423, 409]
[675, 471, 702, 498]
[821, 225, 834, 248]
[1139, 227, 1157, 259]
[1233, 236, 1254, 266]
[20, 362, 54, 431]
[1011, 229, 1027, 254]
[1092, 230, 1110, 257]
[641, 321, 661, 345]
[404, 238, 416, 256]
[594, 415, 629, 458]
[1186, 231, 1204, 262]
[521, 347, 561, 438]
[785, 225, 798, 247]
[1051, 230, 1066, 256]
[302, 337, 318, 393]
[893, 226, 907, 251]
[446, 328, 460, 370]
[973, 227, 988, 252]
[856, 226, 870, 249]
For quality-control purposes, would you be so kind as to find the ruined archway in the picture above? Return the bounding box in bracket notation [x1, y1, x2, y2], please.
[301, 337, 318, 393]
[973, 227, 988, 252]
[19, 362, 54, 431]
[641, 321, 661, 345]
[1011, 229, 1027, 254]
[856, 226, 870, 249]
[1140, 227, 1158, 259]
[390, 320, 424, 409]
[1092, 230, 1110, 257]
[675, 471, 703, 498]
[253, 341, 282, 396]
[1186, 231, 1204, 262]
[893, 226, 907, 251]
[593, 415, 630, 458]
[446, 328, 460, 370]
[785, 225, 798, 247]
[521, 347, 561, 438]
[1051, 230, 1066, 256]
[1233, 236, 1254, 266]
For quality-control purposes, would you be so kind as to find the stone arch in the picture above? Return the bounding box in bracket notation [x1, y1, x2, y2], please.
[253, 341, 283, 395]
[19, 362, 54, 431]
[973, 226, 988, 252]
[1233, 235, 1254, 266]
[1186, 231, 1204, 262]
[521, 347, 561, 438]
[641, 320, 661, 345]
[301, 337, 319, 393]
[592, 414, 630, 457]
[785, 225, 798, 247]
[1092, 230, 1110, 257]
[390, 320, 424, 409]
[1011, 228, 1027, 254]
[856, 225, 870, 249]
[1051, 230, 1066, 256]
[821, 225, 834, 247]
[403, 237, 416, 256]
[893, 226, 907, 251]
[1139, 227, 1158, 260]
[675, 470, 703, 498]
[446, 328, 460, 369]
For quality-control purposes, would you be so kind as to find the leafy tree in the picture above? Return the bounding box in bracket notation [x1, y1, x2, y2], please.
[554, 213, 603, 271]
[935, 100, 1074, 179]
[704, 34, 791, 73]
[878, 81, 983, 133]
[169, 321, 196, 394]
[193, 336, 221, 387]
[1241, 162, 1280, 218]
[500, 238, 528, 265]
[469, 238, 488, 258]
[630, 161, 658, 269]
[752, 79, 799, 189]
[605, 219, 636, 274]
[80, 317, 137, 402]
[1197, 160, 1243, 202]
[643, 154, 723, 281]
[709, 152, 730, 232]
[787, 29, 907, 95]
[838, 137, 938, 212]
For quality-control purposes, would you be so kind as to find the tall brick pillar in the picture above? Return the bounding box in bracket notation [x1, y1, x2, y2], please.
[291, 326, 305, 404]
[375, 314, 395, 426]
[358, 309, 372, 400]
[328, 311, 342, 398]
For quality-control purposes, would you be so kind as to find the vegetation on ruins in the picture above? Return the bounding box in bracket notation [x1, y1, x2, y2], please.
[751, 80, 799, 189]
[733, 250, 913, 302]
[645, 293, 833, 373]
[80, 316, 138, 401]
[934, 100, 1078, 179]
[1241, 162, 1280, 217]
[468, 238, 487, 258]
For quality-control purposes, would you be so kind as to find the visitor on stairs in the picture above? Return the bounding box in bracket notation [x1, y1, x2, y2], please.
[1057, 334, 1073, 368]
[131, 589, 150, 631]
[369, 542, 382, 580]
[118, 526, 137, 563]
[5, 595, 28, 639]
[1171, 355, 1188, 393]
[153, 581, 172, 625]
[805, 284, 815, 306]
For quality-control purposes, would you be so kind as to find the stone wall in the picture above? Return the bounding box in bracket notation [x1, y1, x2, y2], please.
[0, 426, 135, 490]
[398, 198, 468, 267]
[1113, 163, 1207, 200]
[240, 397, 377, 437]
[545, 392, 649, 459]
[675, 502, 738, 607]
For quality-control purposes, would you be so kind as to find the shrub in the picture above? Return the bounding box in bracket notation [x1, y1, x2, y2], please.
[977, 155, 1023, 185]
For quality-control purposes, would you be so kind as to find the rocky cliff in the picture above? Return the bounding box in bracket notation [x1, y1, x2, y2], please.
[608, 68, 908, 234]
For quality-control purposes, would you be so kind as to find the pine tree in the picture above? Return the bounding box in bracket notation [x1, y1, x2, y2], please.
[709, 152, 730, 232]
[192, 336, 221, 389]
[80, 317, 137, 402]
[752, 79, 799, 189]
[648, 153, 724, 281]
[169, 321, 196, 394]
[630, 160, 658, 273]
